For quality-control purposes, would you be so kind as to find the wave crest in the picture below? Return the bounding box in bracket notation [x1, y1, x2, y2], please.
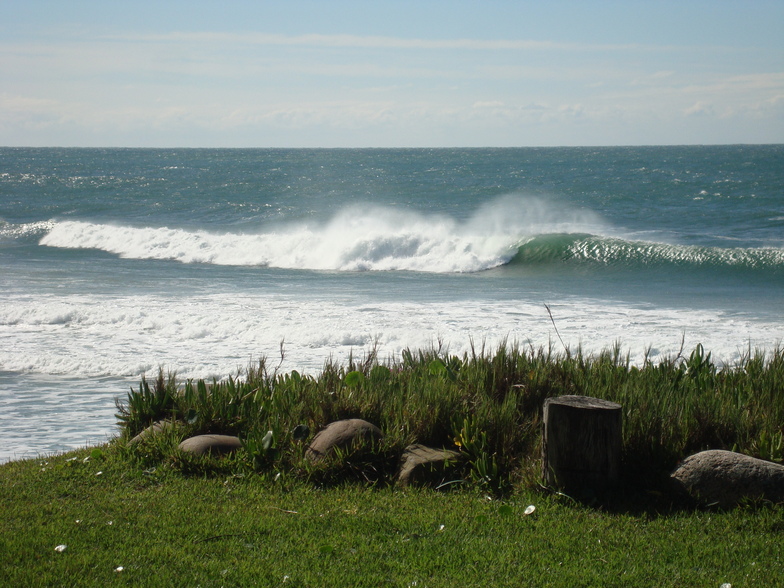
[37, 198, 783, 274]
[511, 233, 784, 271]
[39, 197, 603, 273]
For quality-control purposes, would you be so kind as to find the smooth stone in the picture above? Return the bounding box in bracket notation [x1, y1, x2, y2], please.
[305, 419, 382, 461]
[178, 434, 243, 456]
[670, 449, 784, 507]
[128, 420, 179, 446]
[396, 444, 462, 487]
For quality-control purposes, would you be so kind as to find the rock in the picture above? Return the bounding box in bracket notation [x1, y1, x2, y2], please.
[670, 449, 784, 507]
[305, 419, 382, 461]
[178, 434, 243, 456]
[396, 444, 462, 487]
[128, 420, 179, 446]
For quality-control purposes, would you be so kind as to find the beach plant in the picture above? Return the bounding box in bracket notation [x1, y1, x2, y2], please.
[452, 415, 502, 492]
[240, 429, 280, 472]
[176, 374, 260, 435]
[748, 430, 784, 463]
[117, 342, 784, 492]
[115, 368, 177, 436]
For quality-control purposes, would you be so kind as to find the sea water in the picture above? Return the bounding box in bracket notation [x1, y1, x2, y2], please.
[1, 146, 782, 462]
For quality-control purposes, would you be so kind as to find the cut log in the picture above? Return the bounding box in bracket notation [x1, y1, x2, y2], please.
[542, 395, 622, 493]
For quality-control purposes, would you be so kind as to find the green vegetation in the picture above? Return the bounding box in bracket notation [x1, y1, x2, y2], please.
[115, 342, 784, 491]
[2, 342, 783, 586]
[2, 448, 783, 587]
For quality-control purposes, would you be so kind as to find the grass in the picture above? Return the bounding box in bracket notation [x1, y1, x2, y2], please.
[115, 341, 784, 492]
[2, 342, 783, 586]
[2, 446, 783, 587]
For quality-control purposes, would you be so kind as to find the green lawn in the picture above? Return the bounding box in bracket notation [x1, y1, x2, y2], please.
[2, 446, 782, 587]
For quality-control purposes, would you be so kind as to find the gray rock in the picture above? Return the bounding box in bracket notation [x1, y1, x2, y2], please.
[670, 449, 784, 507]
[178, 434, 243, 456]
[396, 444, 462, 487]
[305, 419, 382, 461]
[128, 420, 179, 446]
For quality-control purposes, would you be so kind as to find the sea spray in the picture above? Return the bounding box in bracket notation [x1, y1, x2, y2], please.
[38, 195, 608, 272]
[39, 210, 784, 275]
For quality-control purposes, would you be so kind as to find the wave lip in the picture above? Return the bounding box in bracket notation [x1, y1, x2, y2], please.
[37, 218, 512, 273]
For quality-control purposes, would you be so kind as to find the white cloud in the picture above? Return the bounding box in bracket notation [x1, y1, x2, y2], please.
[684, 101, 714, 117]
[472, 101, 505, 109]
[1, 22, 781, 146]
[111, 32, 649, 53]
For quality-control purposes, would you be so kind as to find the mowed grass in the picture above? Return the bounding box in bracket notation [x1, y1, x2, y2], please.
[2, 447, 783, 587]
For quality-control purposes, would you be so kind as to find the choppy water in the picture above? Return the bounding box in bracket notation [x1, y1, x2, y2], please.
[1, 146, 782, 461]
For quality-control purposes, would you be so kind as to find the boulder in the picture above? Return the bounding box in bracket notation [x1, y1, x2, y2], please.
[128, 420, 179, 446]
[396, 444, 462, 487]
[670, 449, 784, 507]
[305, 419, 382, 461]
[178, 434, 243, 456]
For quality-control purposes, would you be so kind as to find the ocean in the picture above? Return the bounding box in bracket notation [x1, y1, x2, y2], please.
[1, 146, 782, 462]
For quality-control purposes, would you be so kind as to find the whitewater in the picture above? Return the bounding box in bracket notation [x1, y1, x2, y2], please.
[1, 146, 782, 461]
[37, 190, 609, 271]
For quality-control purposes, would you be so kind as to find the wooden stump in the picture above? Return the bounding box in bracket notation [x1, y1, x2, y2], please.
[542, 395, 622, 493]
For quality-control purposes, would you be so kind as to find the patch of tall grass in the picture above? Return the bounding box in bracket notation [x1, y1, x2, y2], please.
[115, 342, 784, 491]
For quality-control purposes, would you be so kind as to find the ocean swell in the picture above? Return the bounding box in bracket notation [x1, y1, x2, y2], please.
[38, 217, 784, 276]
[38, 197, 604, 273]
[510, 233, 784, 273]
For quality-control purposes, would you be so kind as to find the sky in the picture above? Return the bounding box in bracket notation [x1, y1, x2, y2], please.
[1, 1, 782, 148]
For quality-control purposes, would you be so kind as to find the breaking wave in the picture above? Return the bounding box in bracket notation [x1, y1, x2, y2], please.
[511, 233, 784, 272]
[37, 198, 784, 274]
[38, 197, 603, 273]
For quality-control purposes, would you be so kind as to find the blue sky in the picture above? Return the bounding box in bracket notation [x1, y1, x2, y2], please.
[1, 1, 782, 147]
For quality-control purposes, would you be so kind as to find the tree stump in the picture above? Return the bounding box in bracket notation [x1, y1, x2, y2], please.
[542, 395, 622, 493]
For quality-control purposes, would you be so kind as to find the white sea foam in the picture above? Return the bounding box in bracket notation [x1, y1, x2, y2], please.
[39, 196, 606, 273]
[2, 288, 781, 461]
[1, 290, 779, 382]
